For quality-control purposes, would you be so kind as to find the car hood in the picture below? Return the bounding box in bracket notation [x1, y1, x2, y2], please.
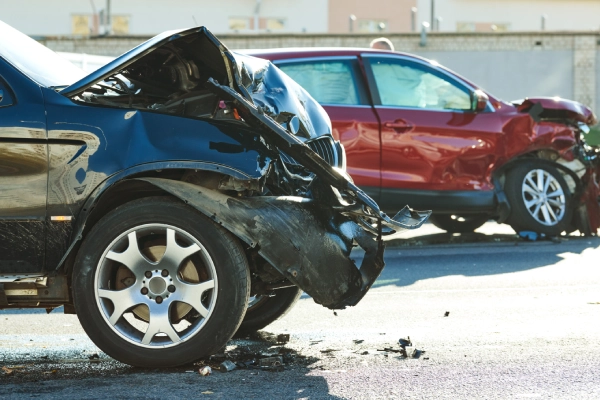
[514, 97, 597, 126]
[60, 26, 331, 139]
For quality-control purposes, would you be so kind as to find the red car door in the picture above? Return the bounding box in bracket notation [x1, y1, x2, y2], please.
[362, 54, 506, 212]
[275, 57, 382, 201]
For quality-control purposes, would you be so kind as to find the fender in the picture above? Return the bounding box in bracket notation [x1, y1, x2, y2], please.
[53, 161, 256, 272]
[135, 177, 385, 310]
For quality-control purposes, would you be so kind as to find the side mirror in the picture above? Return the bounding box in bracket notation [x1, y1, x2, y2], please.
[470, 89, 489, 112]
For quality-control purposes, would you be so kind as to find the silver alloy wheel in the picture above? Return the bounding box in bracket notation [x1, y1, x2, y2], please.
[521, 169, 566, 226]
[94, 224, 218, 348]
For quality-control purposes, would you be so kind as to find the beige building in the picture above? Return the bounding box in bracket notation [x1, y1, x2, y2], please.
[1, 0, 599, 37]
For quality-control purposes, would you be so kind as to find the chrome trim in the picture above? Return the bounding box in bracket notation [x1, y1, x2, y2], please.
[273, 55, 358, 65]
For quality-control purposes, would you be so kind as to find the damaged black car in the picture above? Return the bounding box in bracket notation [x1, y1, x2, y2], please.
[0, 21, 428, 367]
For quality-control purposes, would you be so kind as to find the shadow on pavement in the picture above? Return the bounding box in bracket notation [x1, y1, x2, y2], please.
[373, 234, 600, 288]
[0, 331, 342, 399]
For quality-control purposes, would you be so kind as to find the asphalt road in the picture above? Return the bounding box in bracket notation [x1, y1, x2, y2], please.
[1, 222, 600, 399]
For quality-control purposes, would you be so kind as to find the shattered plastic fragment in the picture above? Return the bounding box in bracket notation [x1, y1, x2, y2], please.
[199, 366, 212, 376]
[444, 311, 450, 317]
[398, 337, 412, 348]
[258, 356, 283, 367]
[276, 334, 290, 344]
[219, 360, 237, 373]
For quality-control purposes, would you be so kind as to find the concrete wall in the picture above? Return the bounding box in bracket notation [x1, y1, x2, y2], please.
[41, 31, 600, 119]
[415, 50, 574, 102]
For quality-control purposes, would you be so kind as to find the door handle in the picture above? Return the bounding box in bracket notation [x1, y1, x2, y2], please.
[383, 120, 413, 133]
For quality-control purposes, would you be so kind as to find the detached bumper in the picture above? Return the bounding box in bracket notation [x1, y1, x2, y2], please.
[139, 178, 429, 309]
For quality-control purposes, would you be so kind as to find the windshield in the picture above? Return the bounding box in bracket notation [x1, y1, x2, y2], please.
[0, 20, 85, 87]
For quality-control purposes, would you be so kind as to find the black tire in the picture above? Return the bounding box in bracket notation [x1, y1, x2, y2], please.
[235, 286, 302, 337]
[429, 214, 489, 233]
[72, 197, 250, 368]
[504, 162, 573, 236]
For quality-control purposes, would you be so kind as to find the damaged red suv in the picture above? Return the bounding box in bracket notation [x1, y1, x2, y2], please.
[249, 48, 599, 235]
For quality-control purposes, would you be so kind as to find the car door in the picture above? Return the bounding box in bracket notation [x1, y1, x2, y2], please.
[275, 57, 382, 201]
[362, 54, 505, 212]
[0, 59, 48, 273]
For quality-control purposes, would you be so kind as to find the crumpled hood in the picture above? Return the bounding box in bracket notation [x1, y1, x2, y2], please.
[514, 97, 597, 125]
[231, 52, 332, 139]
[60, 26, 330, 139]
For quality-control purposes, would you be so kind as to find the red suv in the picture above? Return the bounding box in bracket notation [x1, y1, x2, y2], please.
[247, 48, 599, 236]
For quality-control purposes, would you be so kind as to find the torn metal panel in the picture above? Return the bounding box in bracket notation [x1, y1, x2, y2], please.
[515, 97, 597, 125]
[137, 177, 385, 309]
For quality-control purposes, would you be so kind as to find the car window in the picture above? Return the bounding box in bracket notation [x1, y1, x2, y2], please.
[0, 78, 14, 108]
[278, 60, 363, 106]
[368, 58, 471, 111]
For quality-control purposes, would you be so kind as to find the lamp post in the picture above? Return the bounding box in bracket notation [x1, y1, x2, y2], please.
[411, 7, 417, 32]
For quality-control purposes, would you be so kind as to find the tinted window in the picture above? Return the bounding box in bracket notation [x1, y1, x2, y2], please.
[278, 60, 362, 106]
[369, 58, 471, 111]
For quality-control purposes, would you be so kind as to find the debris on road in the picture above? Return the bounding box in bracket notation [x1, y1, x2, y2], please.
[319, 349, 339, 354]
[276, 334, 290, 344]
[258, 356, 283, 367]
[2, 366, 14, 376]
[353, 339, 364, 344]
[88, 353, 100, 362]
[444, 311, 450, 317]
[199, 366, 212, 376]
[219, 360, 237, 373]
[398, 337, 412, 348]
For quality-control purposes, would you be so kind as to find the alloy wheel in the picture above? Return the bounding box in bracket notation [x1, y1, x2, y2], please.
[521, 169, 566, 226]
[94, 224, 218, 348]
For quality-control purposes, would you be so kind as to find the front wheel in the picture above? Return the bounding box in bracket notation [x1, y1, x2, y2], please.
[72, 197, 250, 368]
[235, 286, 302, 337]
[504, 162, 573, 236]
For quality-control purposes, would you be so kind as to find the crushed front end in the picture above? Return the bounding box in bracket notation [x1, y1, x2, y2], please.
[61, 26, 429, 309]
[515, 98, 600, 234]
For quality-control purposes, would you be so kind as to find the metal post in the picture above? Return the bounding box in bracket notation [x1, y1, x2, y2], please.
[430, 0, 435, 31]
[254, 0, 262, 31]
[349, 14, 356, 33]
[541, 14, 547, 31]
[105, 0, 111, 35]
[420, 22, 429, 47]
[411, 7, 417, 32]
[435, 16, 442, 31]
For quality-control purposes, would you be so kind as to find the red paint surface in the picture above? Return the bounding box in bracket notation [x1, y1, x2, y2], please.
[249, 48, 596, 194]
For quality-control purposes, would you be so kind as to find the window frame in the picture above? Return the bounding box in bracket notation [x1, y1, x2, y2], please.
[362, 53, 492, 113]
[274, 56, 371, 107]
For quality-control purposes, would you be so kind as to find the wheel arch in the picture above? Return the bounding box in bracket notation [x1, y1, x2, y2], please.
[57, 161, 256, 275]
[491, 151, 583, 224]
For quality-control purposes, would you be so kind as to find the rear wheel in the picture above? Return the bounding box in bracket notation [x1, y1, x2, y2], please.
[429, 214, 489, 233]
[73, 197, 250, 367]
[504, 162, 573, 236]
[235, 286, 302, 337]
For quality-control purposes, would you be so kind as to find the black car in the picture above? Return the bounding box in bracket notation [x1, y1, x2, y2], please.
[0, 21, 428, 367]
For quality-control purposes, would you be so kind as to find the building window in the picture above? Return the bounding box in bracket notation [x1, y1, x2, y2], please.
[72, 15, 90, 35]
[229, 17, 250, 31]
[266, 18, 286, 31]
[357, 20, 388, 33]
[457, 22, 510, 32]
[112, 15, 130, 35]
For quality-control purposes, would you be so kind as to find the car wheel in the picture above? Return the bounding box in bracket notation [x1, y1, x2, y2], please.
[235, 286, 302, 337]
[72, 197, 250, 368]
[504, 162, 573, 236]
[429, 214, 489, 233]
